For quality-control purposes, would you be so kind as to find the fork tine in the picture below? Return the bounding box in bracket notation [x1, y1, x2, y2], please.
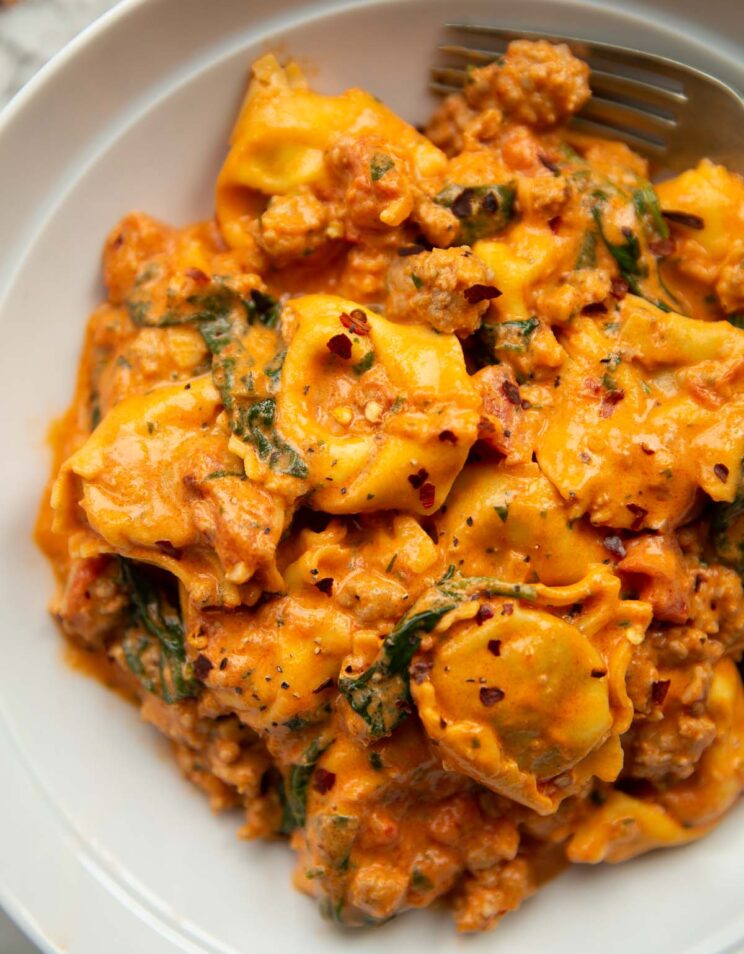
[590, 69, 687, 111]
[430, 66, 469, 88]
[568, 117, 668, 157]
[581, 97, 676, 140]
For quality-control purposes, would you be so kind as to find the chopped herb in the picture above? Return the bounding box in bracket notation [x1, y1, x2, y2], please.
[204, 469, 246, 480]
[385, 553, 398, 573]
[370, 153, 395, 181]
[494, 504, 509, 522]
[576, 230, 597, 269]
[352, 350, 375, 376]
[411, 273, 423, 289]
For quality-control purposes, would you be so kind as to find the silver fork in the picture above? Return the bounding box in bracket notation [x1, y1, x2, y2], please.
[431, 25, 744, 176]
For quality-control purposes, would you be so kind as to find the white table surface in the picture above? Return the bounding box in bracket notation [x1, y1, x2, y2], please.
[0, 3, 123, 945]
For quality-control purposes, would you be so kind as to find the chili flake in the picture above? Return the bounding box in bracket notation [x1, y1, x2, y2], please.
[501, 380, 522, 406]
[313, 768, 337, 794]
[185, 266, 209, 284]
[314, 577, 334, 596]
[408, 468, 429, 489]
[475, 605, 494, 626]
[487, 639, 501, 656]
[438, 429, 458, 444]
[479, 686, 505, 706]
[626, 503, 648, 530]
[419, 482, 436, 509]
[327, 334, 352, 358]
[714, 463, 729, 483]
[651, 679, 671, 705]
[464, 283, 502, 304]
[193, 654, 213, 680]
[340, 309, 370, 335]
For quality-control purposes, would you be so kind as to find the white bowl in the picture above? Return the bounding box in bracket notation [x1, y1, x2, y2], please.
[1, 1, 742, 952]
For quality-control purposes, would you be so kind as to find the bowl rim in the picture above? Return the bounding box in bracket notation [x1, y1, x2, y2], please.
[1, 2, 743, 952]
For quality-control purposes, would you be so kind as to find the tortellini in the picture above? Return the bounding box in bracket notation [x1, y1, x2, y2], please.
[568, 658, 744, 862]
[52, 375, 287, 605]
[538, 297, 744, 530]
[438, 462, 607, 585]
[412, 566, 651, 814]
[277, 294, 480, 514]
[216, 54, 446, 247]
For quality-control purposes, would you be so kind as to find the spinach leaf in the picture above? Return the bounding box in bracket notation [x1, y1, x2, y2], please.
[435, 183, 517, 244]
[281, 737, 333, 832]
[119, 558, 198, 703]
[475, 316, 539, 363]
[632, 185, 669, 240]
[244, 288, 281, 329]
[235, 397, 308, 478]
[575, 230, 597, 270]
[592, 205, 673, 313]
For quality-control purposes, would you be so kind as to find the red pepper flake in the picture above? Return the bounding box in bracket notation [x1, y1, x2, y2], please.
[487, 639, 501, 656]
[651, 679, 671, 705]
[714, 463, 729, 483]
[326, 334, 352, 358]
[479, 686, 505, 706]
[501, 380, 522, 406]
[661, 209, 704, 230]
[582, 301, 608, 315]
[313, 768, 336, 794]
[219, 657, 228, 671]
[193, 654, 213, 680]
[312, 677, 336, 694]
[340, 308, 370, 336]
[610, 276, 629, 300]
[475, 605, 494, 626]
[591, 669, 607, 678]
[640, 442, 655, 455]
[314, 577, 334, 596]
[410, 659, 433, 684]
[600, 389, 625, 417]
[464, 283, 502, 305]
[538, 153, 560, 174]
[603, 534, 627, 559]
[438, 429, 458, 444]
[408, 467, 429, 489]
[626, 503, 648, 530]
[501, 603, 513, 616]
[548, 215, 562, 234]
[419, 482, 436, 510]
[649, 237, 675, 258]
[112, 233, 124, 249]
[185, 266, 210, 284]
